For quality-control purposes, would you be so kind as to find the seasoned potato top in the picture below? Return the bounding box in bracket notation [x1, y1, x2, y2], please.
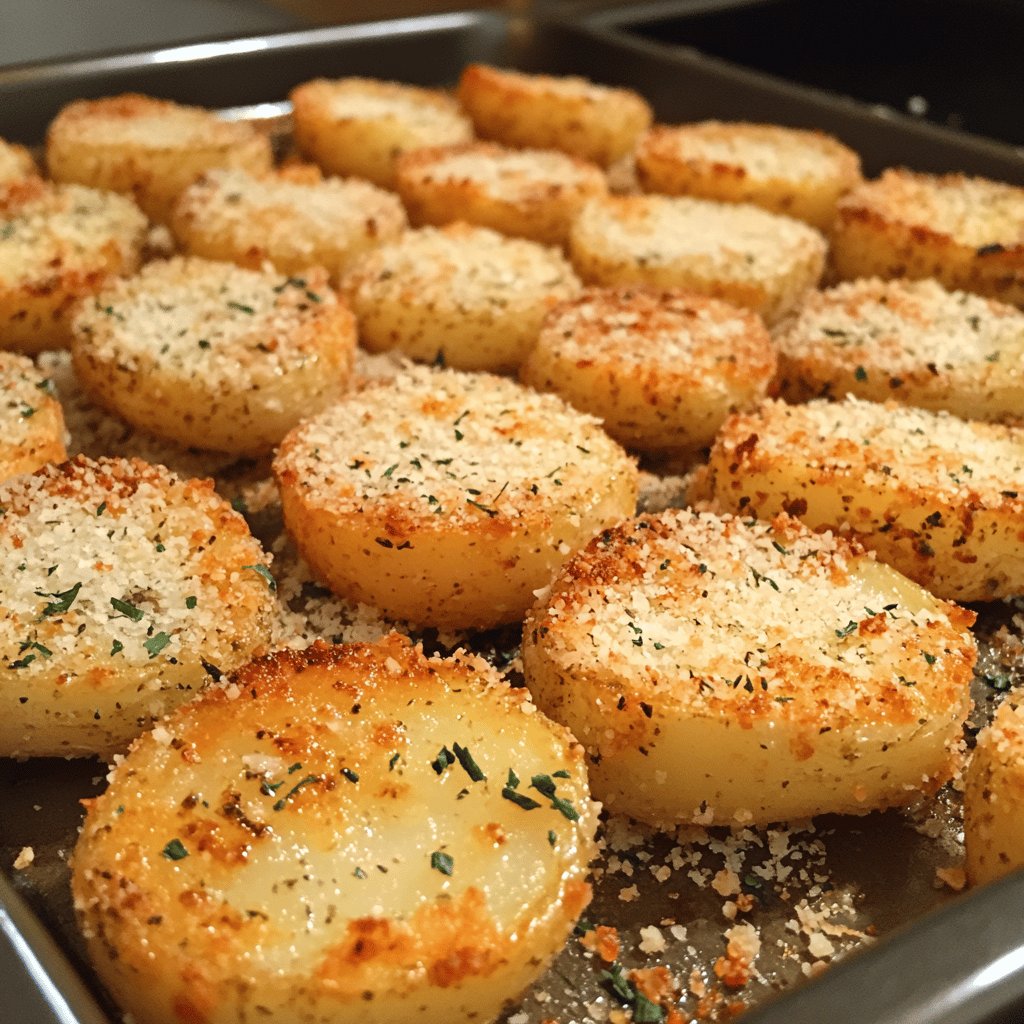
[839, 169, 1024, 250]
[274, 366, 635, 531]
[73, 257, 348, 385]
[0, 352, 63, 453]
[0, 455, 274, 674]
[0, 139, 36, 185]
[719, 396, 1024, 505]
[778, 277, 1024, 377]
[0, 178, 147, 287]
[573, 194, 825, 283]
[464, 65, 641, 105]
[527, 510, 975, 727]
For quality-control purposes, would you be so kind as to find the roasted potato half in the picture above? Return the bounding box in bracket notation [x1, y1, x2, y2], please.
[0, 138, 37, 185]
[0, 351, 66, 481]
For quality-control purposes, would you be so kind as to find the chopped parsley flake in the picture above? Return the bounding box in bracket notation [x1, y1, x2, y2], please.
[161, 838, 189, 861]
[110, 597, 144, 622]
[36, 581, 82, 619]
[242, 564, 277, 591]
[430, 850, 454, 876]
[144, 632, 172, 659]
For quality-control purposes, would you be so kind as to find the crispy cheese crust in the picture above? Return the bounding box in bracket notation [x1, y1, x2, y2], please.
[273, 366, 638, 629]
[457, 64, 652, 168]
[522, 509, 976, 827]
[72, 635, 598, 1024]
[0, 456, 276, 757]
[831, 169, 1024, 306]
[568, 194, 826, 325]
[520, 287, 776, 454]
[707, 397, 1024, 601]
[0, 351, 66, 481]
[0, 178, 147, 352]
[635, 121, 862, 230]
[290, 77, 474, 188]
[71, 257, 357, 455]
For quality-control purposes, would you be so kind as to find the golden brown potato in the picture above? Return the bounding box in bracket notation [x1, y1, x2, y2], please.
[707, 396, 1024, 601]
[341, 223, 581, 372]
[776, 277, 1024, 421]
[635, 121, 862, 230]
[520, 287, 776, 454]
[72, 635, 599, 1024]
[395, 142, 608, 247]
[290, 77, 473, 188]
[72, 257, 357, 456]
[0, 178, 147, 352]
[457, 64, 652, 168]
[0, 455, 277, 757]
[170, 166, 408, 282]
[568, 194, 826, 325]
[0, 138, 37, 185]
[0, 351, 66, 481]
[831, 169, 1024, 306]
[522, 509, 975, 827]
[46, 93, 272, 224]
[274, 366, 638, 629]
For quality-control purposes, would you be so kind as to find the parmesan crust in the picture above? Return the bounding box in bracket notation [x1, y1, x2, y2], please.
[568, 194, 826, 325]
[776, 277, 1024, 421]
[290, 77, 473, 188]
[0, 456, 276, 757]
[71, 257, 357, 455]
[708, 396, 1024, 600]
[0, 178, 147, 352]
[635, 121, 862, 230]
[273, 366, 638, 628]
[46, 93, 273, 224]
[72, 635, 598, 1024]
[520, 287, 776, 453]
[341, 223, 581, 372]
[0, 352, 67, 482]
[0, 138, 37, 186]
[170, 166, 407, 283]
[832, 169, 1024, 306]
[457, 64, 652, 168]
[395, 142, 608, 247]
[522, 509, 976, 826]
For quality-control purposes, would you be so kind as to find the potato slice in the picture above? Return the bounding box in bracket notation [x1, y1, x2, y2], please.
[635, 121, 861, 230]
[776, 277, 1024, 421]
[290, 77, 473, 189]
[568, 194, 826, 325]
[457, 64, 652, 168]
[274, 366, 637, 629]
[0, 455, 276, 757]
[707, 396, 1024, 601]
[341, 223, 580, 372]
[831, 169, 1024, 306]
[0, 351, 66, 481]
[171, 167, 407, 283]
[0, 138, 37, 185]
[523, 509, 976, 827]
[72, 635, 598, 1024]
[0, 178, 147, 352]
[520, 287, 776, 454]
[965, 700, 1024, 886]
[395, 142, 608, 247]
[72, 257, 356, 455]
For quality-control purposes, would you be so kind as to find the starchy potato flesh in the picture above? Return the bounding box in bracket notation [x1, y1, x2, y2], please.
[520, 287, 776, 453]
[0, 456, 276, 757]
[342, 223, 581, 372]
[171, 167, 407, 282]
[635, 121, 862, 230]
[708, 396, 1024, 600]
[457, 64, 652, 168]
[0, 178, 147, 352]
[72, 636, 598, 1024]
[831, 169, 1024, 306]
[46, 93, 272, 223]
[0, 138, 37, 185]
[290, 77, 473, 188]
[0, 351, 67, 481]
[71, 257, 356, 455]
[776, 277, 1024, 421]
[964, 700, 1024, 886]
[568, 194, 826, 325]
[522, 510, 976, 827]
[274, 366, 638, 629]
[395, 142, 608, 247]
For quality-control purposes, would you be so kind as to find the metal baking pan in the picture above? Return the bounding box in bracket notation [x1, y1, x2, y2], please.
[2, 8, 1024, 1024]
